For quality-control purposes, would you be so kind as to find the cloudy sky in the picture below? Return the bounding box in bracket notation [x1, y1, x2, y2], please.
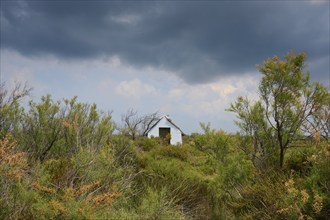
[1, 0, 329, 133]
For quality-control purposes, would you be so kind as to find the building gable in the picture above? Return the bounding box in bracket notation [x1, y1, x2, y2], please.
[147, 116, 183, 145]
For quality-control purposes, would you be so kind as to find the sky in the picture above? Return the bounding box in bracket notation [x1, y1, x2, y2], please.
[1, 0, 329, 134]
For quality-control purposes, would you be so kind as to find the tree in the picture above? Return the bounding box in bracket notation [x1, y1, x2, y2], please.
[229, 52, 328, 168]
[228, 98, 275, 170]
[61, 96, 114, 151]
[21, 95, 64, 161]
[0, 82, 32, 137]
[120, 109, 159, 140]
[303, 92, 330, 139]
[21, 95, 114, 161]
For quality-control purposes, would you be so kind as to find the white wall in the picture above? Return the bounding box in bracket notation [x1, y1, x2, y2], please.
[147, 117, 182, 145]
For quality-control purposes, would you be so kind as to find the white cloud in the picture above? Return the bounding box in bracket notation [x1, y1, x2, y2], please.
[115, 78, 157, 98]
[110, 14, 141, 25]
[210, 83, 237, 99]
[110, 56, 121, 67]
[1, 50, 262, 133]
[166, 74, 260, 117]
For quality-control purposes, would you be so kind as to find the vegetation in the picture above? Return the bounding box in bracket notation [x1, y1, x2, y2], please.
[0, 52, 329, 219]
[228, 52, 328, 169]
[120, 108, 159, 140]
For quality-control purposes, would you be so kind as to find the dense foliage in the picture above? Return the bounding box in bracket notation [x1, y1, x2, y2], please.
[228, 52, 328, 169]
[0, 52, 329, 219]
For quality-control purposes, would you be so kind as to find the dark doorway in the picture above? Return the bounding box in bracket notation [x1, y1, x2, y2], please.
[159, 127, 170, 144]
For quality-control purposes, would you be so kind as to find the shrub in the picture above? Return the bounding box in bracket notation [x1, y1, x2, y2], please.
[285, 146, 315, 175]
[135, 136, 160, 151]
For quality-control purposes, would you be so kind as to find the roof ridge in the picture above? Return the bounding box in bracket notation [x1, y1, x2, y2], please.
[146, 115, 185, 135]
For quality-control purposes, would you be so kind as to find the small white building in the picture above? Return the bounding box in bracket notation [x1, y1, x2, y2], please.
[147, 115, 184, 145]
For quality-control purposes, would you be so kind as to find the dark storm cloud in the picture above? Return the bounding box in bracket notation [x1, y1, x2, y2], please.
[1, 1, 329, 83]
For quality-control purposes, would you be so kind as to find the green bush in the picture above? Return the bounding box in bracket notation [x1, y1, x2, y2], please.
[285, 146, 315, 175]
[135, 136, 160, 151]
[1, 85, 329, 219]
